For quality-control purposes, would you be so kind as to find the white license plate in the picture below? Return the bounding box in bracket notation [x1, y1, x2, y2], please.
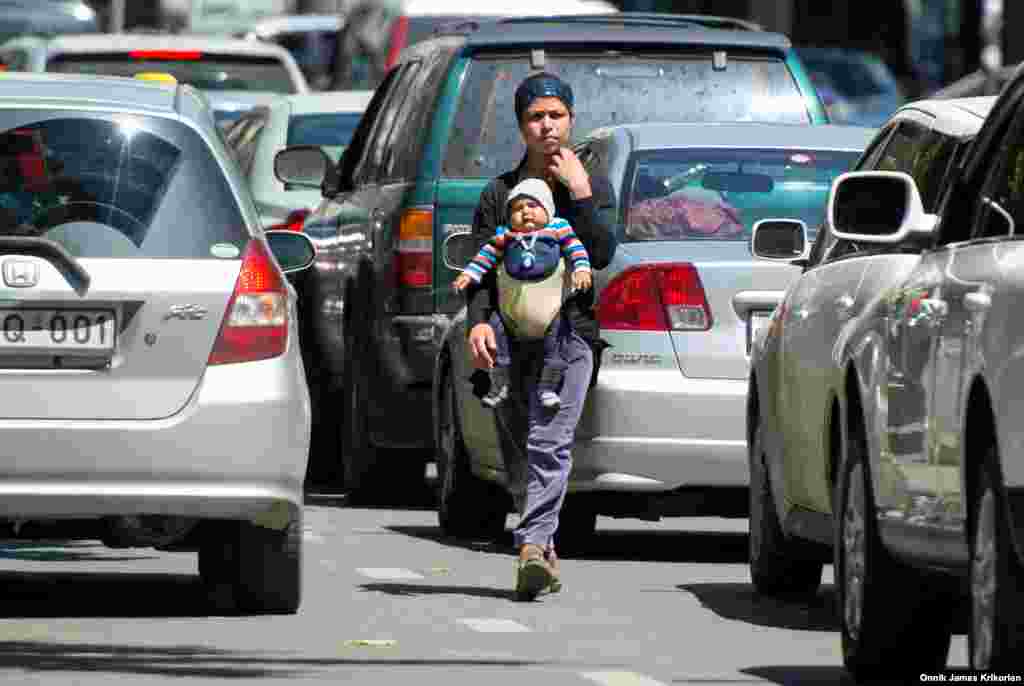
[0, 309, 116, 352]
[748, 310, 773, 351]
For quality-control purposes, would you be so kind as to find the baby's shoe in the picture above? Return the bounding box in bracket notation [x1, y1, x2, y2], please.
[481, 366, 510, 408]
[538, 366, 563, 409]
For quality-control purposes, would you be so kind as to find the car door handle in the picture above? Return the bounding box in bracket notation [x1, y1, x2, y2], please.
[835, 294, 854, 318]
[964, 291, 991, 313]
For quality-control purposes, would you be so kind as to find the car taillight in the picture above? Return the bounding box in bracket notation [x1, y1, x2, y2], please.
[395, 207, 433, 288]
[208, 239, 288, 365]
[384, 15, 410, 70]
[129, 50, 202, 60]
[267, 208, 311, 232]
[597, 263, 712, 332]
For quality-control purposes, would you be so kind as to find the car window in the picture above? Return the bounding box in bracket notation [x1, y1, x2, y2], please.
[972, 114, 1024, 240]
[267, 30, 338, 90]
[0, 48, 28, 71]
[874, 122, 958, 212]
[621, 147, 859, 243]
[0, 113, 248, 258]
[854, 123, 896, 170]
[355, 61, 420, 184]
[336, 67, 400, 189]
[235, 118, 266, 178]
[378, 61, 426, 182]
[444, 52, 812, 179]
[384, 48, 455, 182]
[47, 53, 298, 94]
[287, 112, 362, 164]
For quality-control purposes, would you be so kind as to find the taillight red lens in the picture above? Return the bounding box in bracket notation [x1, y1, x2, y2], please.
[395, 207, 433, 288]
[130, 50, 202, 60]
[267, 208, 311, 232]
[208, 239, 288, 365]
[597, 263, 712, 332]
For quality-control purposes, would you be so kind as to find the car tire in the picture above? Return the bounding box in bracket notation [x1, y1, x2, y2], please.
[836, 409, 953, 680]
[436, 353, 508, 540]
[553, 497, 597, 556]
[968, 444, 1024, 670]
[234, 518, 302, 615]
[748, 424, 823, 597]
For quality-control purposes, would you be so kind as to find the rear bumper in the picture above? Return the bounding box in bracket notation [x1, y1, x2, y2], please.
[570, 368, 749, 491]
[0, 351, 311, 522]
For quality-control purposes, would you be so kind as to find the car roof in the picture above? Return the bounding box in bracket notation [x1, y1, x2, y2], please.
[241, 14, 343, 36]
[450, 14, 790, 51]
[893, 96, 996, 137]
[0, 70, 179, 114]
[2, 33, 299, 58]
[284, 90, 375, 115]
[401, 0, 618, 14]
[592, 123, 875, 152]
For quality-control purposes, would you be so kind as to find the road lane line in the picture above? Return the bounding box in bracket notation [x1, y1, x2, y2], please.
[458, 618, 532, 633]
[581, 672, 668, 686]
[356, 568, 425, 581]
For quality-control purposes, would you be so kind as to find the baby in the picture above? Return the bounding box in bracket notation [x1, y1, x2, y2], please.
[454, 178, 592, 409]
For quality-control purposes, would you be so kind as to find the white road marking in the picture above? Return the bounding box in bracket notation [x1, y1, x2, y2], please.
[581, 673, 668, 686]
[458, 618, 532, 633]
[356, 568, 425, 581]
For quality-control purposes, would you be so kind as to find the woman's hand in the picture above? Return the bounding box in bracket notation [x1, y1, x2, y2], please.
[468, 323, 497, 369]
[547, 147, 592, 200]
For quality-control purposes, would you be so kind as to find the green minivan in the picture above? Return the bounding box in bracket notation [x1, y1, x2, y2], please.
[277, 14, 830, 494]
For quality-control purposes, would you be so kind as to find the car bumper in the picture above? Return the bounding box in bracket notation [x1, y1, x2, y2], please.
[570, 368, 748, 492]
[0, 352, 311, 522]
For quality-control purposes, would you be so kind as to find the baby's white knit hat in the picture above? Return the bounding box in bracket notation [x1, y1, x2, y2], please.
[507, 178, 555, 223]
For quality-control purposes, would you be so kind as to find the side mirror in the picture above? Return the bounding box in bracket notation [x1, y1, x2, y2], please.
[441, 231, 485, 271]
[828, 171, 938, 244]
[265, 230, 316, 273]
[274, 145, 330, 189]
[751, 218, 809, 262]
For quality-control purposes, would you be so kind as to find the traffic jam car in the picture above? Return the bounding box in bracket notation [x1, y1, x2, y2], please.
[0, 71, 315, 614]
[437, 122, 872, 545]
[274, 12, 831, 497]
[747, 96, 994, 601]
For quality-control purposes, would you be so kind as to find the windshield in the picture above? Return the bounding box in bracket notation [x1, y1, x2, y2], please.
[48, 54, 298, 93]
[0, 113, 248, 258]
[287, 112, 362, 162]
[622, 148, 860, 242]
[444, 53, 813, 178]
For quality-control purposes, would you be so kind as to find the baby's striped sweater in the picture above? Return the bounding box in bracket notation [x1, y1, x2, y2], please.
[464, 217, 591, 283]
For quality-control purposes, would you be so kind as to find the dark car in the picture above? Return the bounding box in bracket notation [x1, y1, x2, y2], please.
[275, 13, 830, 496]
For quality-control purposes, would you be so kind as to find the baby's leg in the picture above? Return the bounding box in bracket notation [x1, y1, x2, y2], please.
[482, 312, 512, 408]
[537, 316, 569, 410]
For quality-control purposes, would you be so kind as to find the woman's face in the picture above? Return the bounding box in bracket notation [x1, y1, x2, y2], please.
[519, 97, 572, 156]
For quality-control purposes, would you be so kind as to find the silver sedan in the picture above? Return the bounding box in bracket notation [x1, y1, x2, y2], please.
[435, 122, 874, 544]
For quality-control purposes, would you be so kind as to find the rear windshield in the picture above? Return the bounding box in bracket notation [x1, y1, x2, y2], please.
[623, 148, 860, 243]
[287, 112, 362, 162]
[444, 53, 812, 178]
[47, 53, 298, 93]
[0, 113, 249, 258]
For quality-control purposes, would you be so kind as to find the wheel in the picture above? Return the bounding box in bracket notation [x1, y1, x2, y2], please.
[748, 424, 823, 597]
[835, 412, 953, 680]
[553, 497, 597, 556]
[436, 354, 508, 540]
[969, 447, 1024, 670]
[198, 517, 302, 615]
[234, 518, 302, 615]
[340, 314, 376, 496]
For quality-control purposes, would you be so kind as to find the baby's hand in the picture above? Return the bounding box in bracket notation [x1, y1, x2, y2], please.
[573, 270, 592, 292]
[452, 272, 472, 291]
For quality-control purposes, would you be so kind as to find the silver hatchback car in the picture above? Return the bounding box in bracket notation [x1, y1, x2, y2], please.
[436, 122, 874, 545]
[0, 73, 315, 614]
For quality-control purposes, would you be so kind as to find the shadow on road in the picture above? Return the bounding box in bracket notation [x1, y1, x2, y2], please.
[680, 582, 840, 632]
[736, 666, 859, 685]
[0, 641, 555, 679]
[0, 570, 217, 618]
[359, 582, 513, 600]
[385, 525, 749, 564]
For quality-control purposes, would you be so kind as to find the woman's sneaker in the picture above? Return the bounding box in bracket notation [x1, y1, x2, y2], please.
[514, 544, 553, 601]
[537, 366, 563, 409]
[481, 366, 510, 408]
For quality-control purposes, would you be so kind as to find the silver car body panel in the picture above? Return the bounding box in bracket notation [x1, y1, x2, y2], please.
[0, 73, 310, 521]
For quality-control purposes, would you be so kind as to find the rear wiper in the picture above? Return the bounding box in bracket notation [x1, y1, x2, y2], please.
[0, 236, 91, 296]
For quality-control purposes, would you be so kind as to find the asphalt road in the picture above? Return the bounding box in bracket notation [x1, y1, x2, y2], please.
[0, 484, 970, 685]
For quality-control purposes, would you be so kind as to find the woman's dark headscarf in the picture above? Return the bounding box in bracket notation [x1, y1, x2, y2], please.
[514, 72, 574, 122]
